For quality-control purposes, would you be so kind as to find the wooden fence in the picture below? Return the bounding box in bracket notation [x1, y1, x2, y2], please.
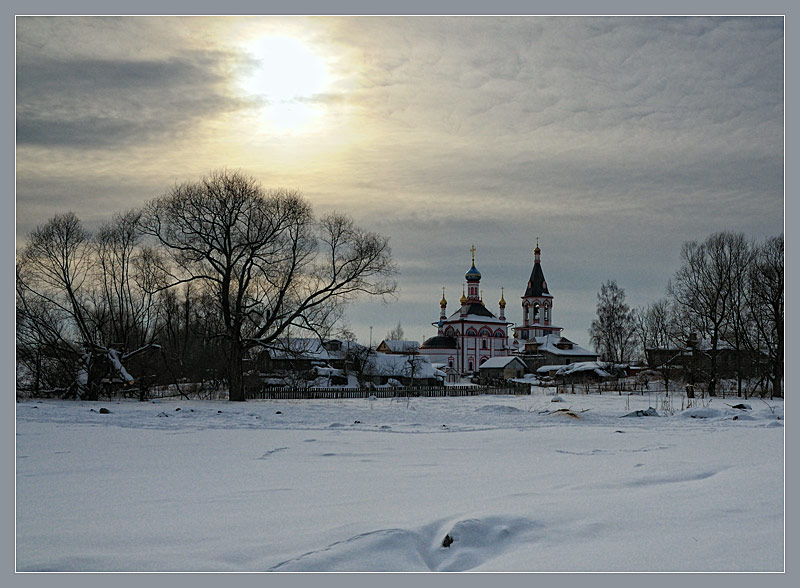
[245, 384, 530, 400]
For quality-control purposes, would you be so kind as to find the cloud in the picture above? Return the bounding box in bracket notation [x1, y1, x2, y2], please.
[16, 52, 250, 149]
[15, 16, 784, 348]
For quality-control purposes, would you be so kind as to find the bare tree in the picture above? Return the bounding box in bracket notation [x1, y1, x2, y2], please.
[17, 212, 155, 400]
[746, 235, 783, 397]
[668, 232, 745, 397]
[386, 321, 404, 341]
[348, 342, 376, 389]
[16, 265, 77, 394]
[95, 210, 167, 352]
[634, 298, 681, 393]
[141, 170, 396, 401]
[403, 347, 426, 387]
[719, 235, 755, 397]
[589, 280, 636, 363]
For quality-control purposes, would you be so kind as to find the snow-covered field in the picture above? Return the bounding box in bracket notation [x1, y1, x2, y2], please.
[15, 391, 784, 572]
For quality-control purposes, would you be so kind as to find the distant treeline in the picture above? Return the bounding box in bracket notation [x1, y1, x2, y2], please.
[587, 232, 783, 398]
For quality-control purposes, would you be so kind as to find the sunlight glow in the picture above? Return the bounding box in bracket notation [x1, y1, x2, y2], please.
[241, 36, 328, 131]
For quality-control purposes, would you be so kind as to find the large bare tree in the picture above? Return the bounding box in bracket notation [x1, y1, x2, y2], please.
[141, 170, 396, 401]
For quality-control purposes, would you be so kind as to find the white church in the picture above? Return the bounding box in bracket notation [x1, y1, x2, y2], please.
[420, 242, 596, 375]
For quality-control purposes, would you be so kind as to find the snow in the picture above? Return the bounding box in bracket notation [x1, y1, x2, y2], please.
[15, 392, 784, 572]
[477, 356, 523, 369]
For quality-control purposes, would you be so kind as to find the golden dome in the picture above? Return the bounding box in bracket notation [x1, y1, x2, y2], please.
[499, 287, 506, 306]
[440, 286, 447, 307]
[460, 284, 468, 304]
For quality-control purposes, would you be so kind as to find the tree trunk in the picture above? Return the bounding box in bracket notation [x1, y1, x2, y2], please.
[228, 340, 245, 402]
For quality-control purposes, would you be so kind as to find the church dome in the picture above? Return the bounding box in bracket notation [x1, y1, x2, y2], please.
[465, 264, 481, 281]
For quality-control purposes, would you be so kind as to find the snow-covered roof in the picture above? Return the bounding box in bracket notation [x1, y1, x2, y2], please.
[379, 340, 420, 353]
[553, 362, 612, 378]
[479, 356, 525, 369]
[445, 303, 508, 324]
[364, 352, 437, 379]
[534, 334, 597, 357]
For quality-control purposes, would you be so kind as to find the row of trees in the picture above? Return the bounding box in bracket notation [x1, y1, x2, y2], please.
[589, 232, 783, 397]
[16, 170, 397, 401]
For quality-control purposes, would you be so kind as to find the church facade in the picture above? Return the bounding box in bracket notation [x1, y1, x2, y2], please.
[420, 242, 595, 376]
[420, 247, 510, 374]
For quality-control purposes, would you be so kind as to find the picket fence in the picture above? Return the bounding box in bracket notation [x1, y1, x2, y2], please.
[245, 385, 530, 400]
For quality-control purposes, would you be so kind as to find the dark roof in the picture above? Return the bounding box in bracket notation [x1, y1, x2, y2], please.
[421, 335, 458, 349]
[449, 302, 497, 319]
[524, 260, 550, 298]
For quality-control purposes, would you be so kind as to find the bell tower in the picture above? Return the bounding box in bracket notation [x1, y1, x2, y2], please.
[514, 239, 561, 342]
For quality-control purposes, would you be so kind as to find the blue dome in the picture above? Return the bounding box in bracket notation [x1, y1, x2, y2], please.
[465, 264, 481, 281]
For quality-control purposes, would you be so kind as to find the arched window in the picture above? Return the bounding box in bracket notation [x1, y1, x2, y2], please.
[482, 339, 488, 349]
[468, 360, 474, 372]
[466, 328, 477, 336]
[533, 303, 540, 322]
[445, 327, 455, 337]
[448, 357, 454, 368]
[544, 306, 549, 323]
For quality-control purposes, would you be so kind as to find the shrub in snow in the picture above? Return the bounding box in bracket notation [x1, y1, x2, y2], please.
[622, 408, 659, 418]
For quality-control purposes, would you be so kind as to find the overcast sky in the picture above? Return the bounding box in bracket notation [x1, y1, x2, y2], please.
[15, 15, 784, 348]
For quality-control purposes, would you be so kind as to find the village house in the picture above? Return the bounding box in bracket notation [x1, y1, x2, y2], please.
[478, 356, 527, 384]
[516, 334, 599, 374]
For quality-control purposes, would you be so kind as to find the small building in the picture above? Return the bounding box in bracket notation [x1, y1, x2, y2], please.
[257, 338, 331, 373]
[516, 334, 598, 373]
[645, 333, 766, 382]
[478, 356, 527, 384]
[363, 352, 440, 386]
[550, 361, 614, 383]
[432, 363, 460, 383]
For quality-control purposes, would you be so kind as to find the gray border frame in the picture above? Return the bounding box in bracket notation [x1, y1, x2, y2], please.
[6, 1, 793, 586]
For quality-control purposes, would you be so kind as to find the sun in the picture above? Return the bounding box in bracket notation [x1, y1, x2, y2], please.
[240, 36, 328, 130]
